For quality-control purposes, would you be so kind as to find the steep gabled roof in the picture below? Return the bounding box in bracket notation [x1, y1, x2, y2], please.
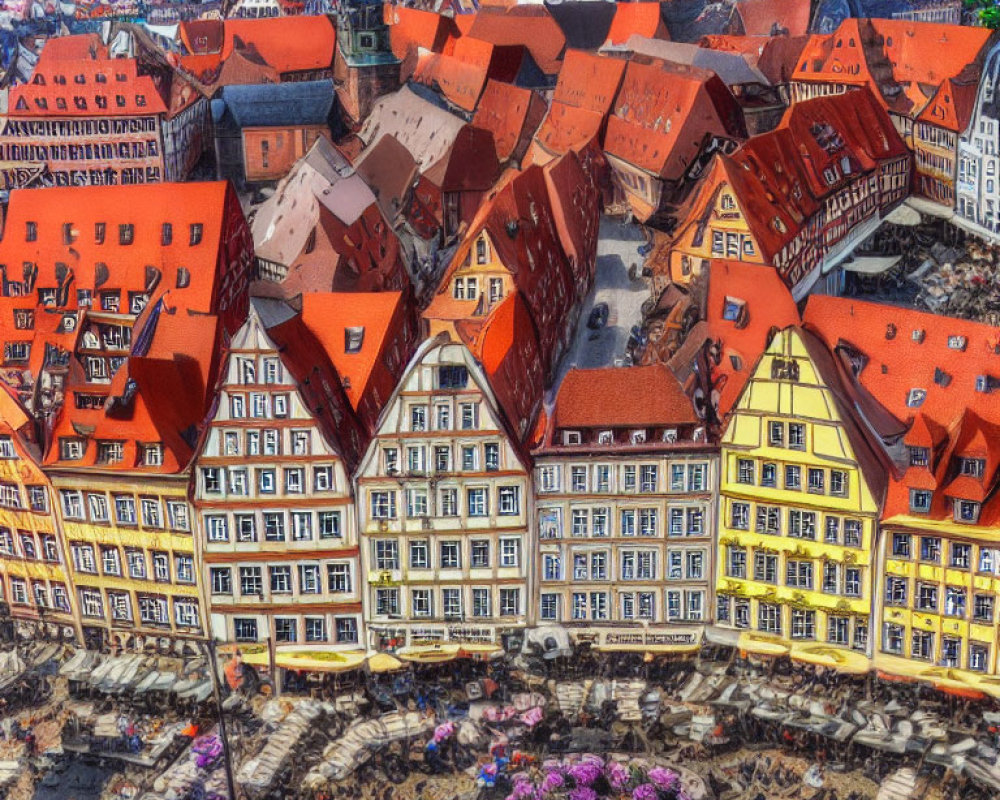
[298, 292, 405, 416]
[222, 16, 336, 74]
[916, 76, 980, 133]
[11, 56, 167, 117]
[604, 59, 743, 179]
[252, 137, 378, 267]
[387, 6, 460, 60]
[734, 0, 809, 36]
[471, 79, 546, 163]
[466, 6, 566, 75]
[552, 49, 626, 115]
[705, 259, 800, 418]
[605, 2, 670, 45]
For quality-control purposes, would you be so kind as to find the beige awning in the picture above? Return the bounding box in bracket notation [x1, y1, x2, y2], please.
[366, 652, 405, 673]
[738, 632, 789, 658]
[842, 255, 902, 275]
[884, 204, 922, 226]
[397, 643, 461, 664]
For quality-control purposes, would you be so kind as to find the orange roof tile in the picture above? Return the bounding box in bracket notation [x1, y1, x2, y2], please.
[916, 77, 980, 133]
[554, 365, 698, 429]
[387, 6, 460, 60]
[605, 2, 669, 46]
[222, 16, 335, 75]
[793, 18, 991, 119]
[803, 296, 1000, 425]
[553, 50, 626, 115]
[734, 0, 809, 36]
[44, 313, 222, 474]
[471, 79, 546, 162]
[0, 181, 245, 327]
[604, 60, 741, 179]
[529, 101, 605, 164]
[467, 6, 566, 75]
[706, 259, 800, 418]
[709, 87, 904, 266]
[457, 290, 544, 444]
[298, 292, 405, 413]
[11, 57, 167, 117]
[34, 34, 105, 63]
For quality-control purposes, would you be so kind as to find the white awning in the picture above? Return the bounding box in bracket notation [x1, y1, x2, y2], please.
[884, 204, 921, 226]
[905, 196, 954, 221]
[843, 255, 903, 275]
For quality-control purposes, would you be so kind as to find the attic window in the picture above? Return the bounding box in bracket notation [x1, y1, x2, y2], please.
[908, 446, 929, 467]
[56, 98, 67, 110]
[119, 224, 134, 246]
[25, 222, 37, 243]
[116, 95, 126, 108]
[189, 224, 203, 246]
[562, 430, 581, 446]
[933, 368, 951, 387]
[95, 96, 107, 110]
[176, 267, 190, 289]
[95, 73, 107, 84]
[116, 73, 127, 82]
[161, 223, 173, 246]
[34, 98, 47, 110]
[886, 323, 897, 340]
[722, 296, 747, 326]
[73, 96, 87, 110]
[771, 217, 787, 234]
[345, 326, 365, 354]
[14, 98, 28, 111]
[947, 335, 967, 351]
[62, 223, 75, 245]
[771, 358, 799, 381]
[906, 388, 927, 408]
[597, 430, 614, 445]
[95, 222, 105, 244]
[135, 95, 146, 108]
[959, 457, 985, 478]
[912, 329, 925, 343]
[32, 74, 44, 86]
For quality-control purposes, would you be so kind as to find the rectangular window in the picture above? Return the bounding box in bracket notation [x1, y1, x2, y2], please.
[328, 563, 352, 593]
[467, 488, 488, 516]
[88, 494, 110, 523]
[471, 540, 490, 568]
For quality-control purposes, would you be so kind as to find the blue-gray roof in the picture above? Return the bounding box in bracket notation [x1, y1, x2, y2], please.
[218, 80, 335, 128]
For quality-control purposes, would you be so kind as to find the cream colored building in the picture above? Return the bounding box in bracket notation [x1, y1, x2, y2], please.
[193, 302, 363, 648]
[533, 366, 716, 651]
[356, 336, 531, 651]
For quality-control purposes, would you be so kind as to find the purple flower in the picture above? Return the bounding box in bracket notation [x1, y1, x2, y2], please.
[568, 762, 602, 787]
[569, 788, 598, 800]
[511, 780, 536, 800]
[606, 762, 630, 790]
[647, 768, 679, 791]
[541, 771, 566, 793]
[632, 783, 659, 800]
[581, 754, 605, 768]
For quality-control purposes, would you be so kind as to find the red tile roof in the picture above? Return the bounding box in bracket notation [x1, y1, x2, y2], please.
[605, 2, 669, 45]
[413, 36, 511, 111]
[802, 295, 1000, 425]
[0, 181, 249, 330]
[553, 49, 626, 115]
[916, 77, 980, 133]
[180, 19, 224, 55]
[734, 0, 809, 36]
[10, 57, 167, 117]
[266, 311, 366, 471]
[471, 79, 546, 162]
[706, 259, 800, 417]
[457, 291, 544, 444]
[553, 365, 698, 429]
[44, 313, 222, 474]
[387, 6, 460, 61]
[298, 292, 407, 415]
[222, 16, 336, 75]
[793, 18, 991, 119]
[528, 101, 605, 165]
[543, 146, 604, 294]
[708, 87, 905, 265]
[604, 59, 743, 179]
[34, 34, 105, 63]
[467, 6, 566, 75]
[700, 34, 810, 86]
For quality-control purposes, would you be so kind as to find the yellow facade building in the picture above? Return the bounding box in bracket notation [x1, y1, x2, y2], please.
[715, 327, 887, 660]
[0, 392, 78, 640]
[876, 412, 1000, 682]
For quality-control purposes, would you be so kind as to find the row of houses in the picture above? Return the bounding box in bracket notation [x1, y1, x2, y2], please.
[0, 174, 999, 691]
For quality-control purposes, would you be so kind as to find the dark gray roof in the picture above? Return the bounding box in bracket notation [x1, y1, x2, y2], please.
[218, 80, 335, 128]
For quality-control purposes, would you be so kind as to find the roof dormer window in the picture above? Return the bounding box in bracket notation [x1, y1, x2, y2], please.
[959, 457, 985, 478]
[562, 430, 581, 446]
[947, 335, 967, 351]
[345, 326, 365, 354]
[597, 430, 614, 445]
[955, 499, 980, 524]
[908, 446, 929, 467]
